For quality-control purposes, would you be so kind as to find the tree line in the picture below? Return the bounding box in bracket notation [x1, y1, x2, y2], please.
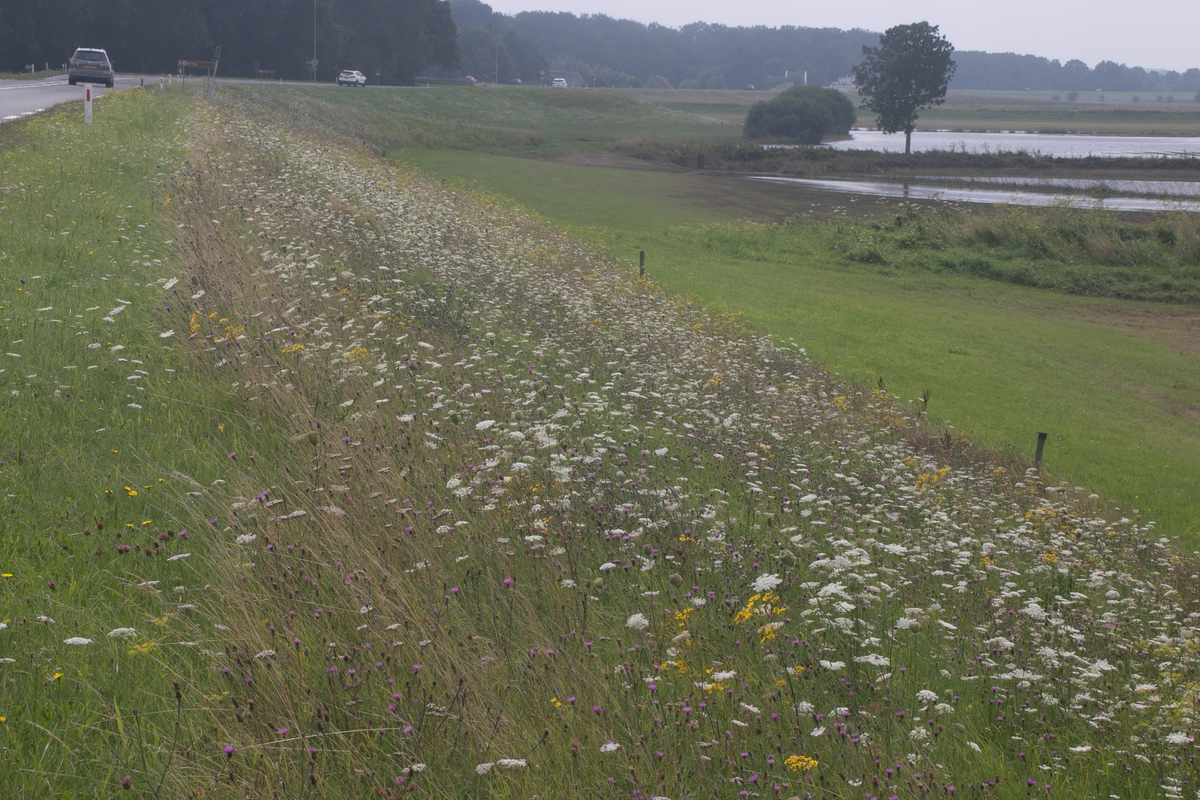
[0, 0, 458, 84]
[2, 0, 1197, 95]
[447, 0, 1200, 94]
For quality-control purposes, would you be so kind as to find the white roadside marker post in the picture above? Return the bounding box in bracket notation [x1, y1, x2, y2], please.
[84, 86, 92, 125]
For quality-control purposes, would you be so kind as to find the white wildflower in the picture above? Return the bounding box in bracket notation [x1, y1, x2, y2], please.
[235, 533, 257, 545]
[819, 660, 846, 671]
[626, 613, 650, 631]
[967, 741, 981, 752]
[107, 628, 137, 639]
[496, 758, 526, 768]
[600, 741, 620, 753]
[63, 637, 92, 645]
[1165, 732, 1193, 745]
[475, 763, 493, 775]
[916, 689, 940, 703]
[752, 573, 782, 592]
[854, 653, 890, 667]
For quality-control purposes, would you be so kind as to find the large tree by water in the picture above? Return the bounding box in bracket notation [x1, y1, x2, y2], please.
[852, 21, 956, 155]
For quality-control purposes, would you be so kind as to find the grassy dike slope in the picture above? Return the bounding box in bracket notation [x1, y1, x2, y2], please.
[400, 144, 1200, 538]
[1, 87, 1197, 797]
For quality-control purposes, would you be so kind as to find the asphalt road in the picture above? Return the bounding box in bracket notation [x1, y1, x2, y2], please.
[0, 75, 148, 124]
[0, 74, 430, 126]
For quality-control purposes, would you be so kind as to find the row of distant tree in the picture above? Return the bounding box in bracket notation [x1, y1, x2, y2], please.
[447, 0, 1200, 94]
[0, 0, 458, 84]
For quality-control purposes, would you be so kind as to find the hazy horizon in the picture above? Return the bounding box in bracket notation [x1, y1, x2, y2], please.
[482, 0, 1199, 74]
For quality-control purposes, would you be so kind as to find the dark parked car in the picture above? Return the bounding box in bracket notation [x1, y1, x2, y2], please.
[68, 48, 114, 87]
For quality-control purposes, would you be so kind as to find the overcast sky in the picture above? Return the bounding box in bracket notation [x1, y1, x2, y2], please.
[483, 0, 1200, 73]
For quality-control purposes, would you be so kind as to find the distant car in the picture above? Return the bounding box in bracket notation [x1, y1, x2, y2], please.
[68, 48, 114, 87]
[551, 77, 568, 88]
[337, 70, 367, 87]
[461, 76, 477, 85]
[510, 78, 522, 85]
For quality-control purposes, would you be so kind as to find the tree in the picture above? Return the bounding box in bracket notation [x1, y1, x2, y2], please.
[852, 21, 955, 154]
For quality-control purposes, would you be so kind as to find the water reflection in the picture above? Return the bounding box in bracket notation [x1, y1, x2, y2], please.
[745, 175, 1200, 213]
[829, 129, 1200, 158]
[917, 176, 1200, 197]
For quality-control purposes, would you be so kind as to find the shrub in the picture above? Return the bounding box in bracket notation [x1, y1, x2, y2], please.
[743, 86, 855, 144]
[777, 85, 857, 134]
[744, 96, 833, 144]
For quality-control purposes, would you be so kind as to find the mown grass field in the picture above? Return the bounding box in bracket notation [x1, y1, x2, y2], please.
[0, 83, 1196, 799]
[624, 87, 1200, 135]
[0, 70, 67, 81]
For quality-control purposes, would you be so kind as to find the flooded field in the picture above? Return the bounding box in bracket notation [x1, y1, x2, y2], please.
[830, 129, 1200, 157]
[746, 174, 1200, 212]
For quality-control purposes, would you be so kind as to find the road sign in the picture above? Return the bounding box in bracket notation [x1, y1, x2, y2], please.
[376, 68, 381, 75]
[178, 60, 216, 69]
[539, 68, 547, 78]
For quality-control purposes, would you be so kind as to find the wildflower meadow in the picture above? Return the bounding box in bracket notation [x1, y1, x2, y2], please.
[0, 86, 1196, 798]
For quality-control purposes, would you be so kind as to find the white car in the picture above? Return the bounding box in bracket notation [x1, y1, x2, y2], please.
[338, 70, 367, 87]
[551, 77, 568, 88]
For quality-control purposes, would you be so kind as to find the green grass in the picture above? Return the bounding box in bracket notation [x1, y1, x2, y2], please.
[0, 86, 300, 796]
[1, 80, 1197, 800]
[0, 70, 67, 81]
[223, 83, 740, 156]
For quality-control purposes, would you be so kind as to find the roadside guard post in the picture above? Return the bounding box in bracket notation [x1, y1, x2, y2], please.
[84, 86, 92, 125]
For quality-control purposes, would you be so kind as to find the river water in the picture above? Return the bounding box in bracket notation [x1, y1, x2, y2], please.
[830, 129, 1200, 158]
[746, 175, 1200, 213]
